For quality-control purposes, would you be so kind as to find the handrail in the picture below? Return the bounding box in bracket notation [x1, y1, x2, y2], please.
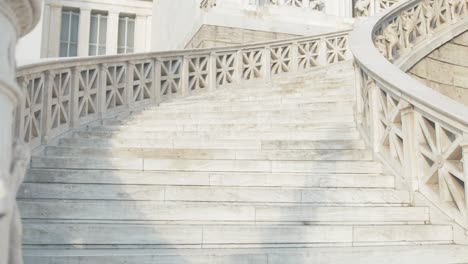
[16, 30, 352, 150]
[350, 0, 468, 229]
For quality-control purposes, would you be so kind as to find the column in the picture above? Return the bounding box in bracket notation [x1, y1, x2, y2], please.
[45, 3, 62, 58]
[0, 1, 41, 263]
[78, 8, 91, 57]
[106, 11, 119, 55]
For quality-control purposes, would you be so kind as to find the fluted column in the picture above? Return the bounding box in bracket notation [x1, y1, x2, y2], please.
[0, 0, 41, 264]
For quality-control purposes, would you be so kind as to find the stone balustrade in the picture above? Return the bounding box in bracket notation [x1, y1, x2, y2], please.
[199, 0, 402, 16]
[350, 0, 468, 230]
[16, 31, 351, 151]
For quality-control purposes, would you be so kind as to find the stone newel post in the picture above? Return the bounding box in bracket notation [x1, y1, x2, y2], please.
[0, 1, 41, 263]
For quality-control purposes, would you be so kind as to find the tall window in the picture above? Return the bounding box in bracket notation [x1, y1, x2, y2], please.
[117, 15, 135, 54]
[60, 9, 80, 57]
[89, 12, 108, 56]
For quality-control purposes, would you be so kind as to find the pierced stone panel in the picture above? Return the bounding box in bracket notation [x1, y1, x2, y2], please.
[20, 74, 44, 145]
[360, 71, 374, 136]
[376, 88, 409, 172]
[132, 61, 154, 104]
[325, 36, 348, 64]
[48, 70, 72, 135]
[215, 52, 237, 87]
[379, 0, 400, 9]
[271, 45, 292, 75]
[298, 40, 320, 69]
[77, 67, 99, 123]
[188, 55, 209, 93]
[242, 49, 263, 80]
[417, 115, 465, 217]
[104, 64, 127, 112]
[160, 58, 182, 98]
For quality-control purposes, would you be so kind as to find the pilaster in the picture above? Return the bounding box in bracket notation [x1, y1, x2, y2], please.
[106, 11, 119, 55]
[46, 3, 62, 58]
[78, 8, 91, 57]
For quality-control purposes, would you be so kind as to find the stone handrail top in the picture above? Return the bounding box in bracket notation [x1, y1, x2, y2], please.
[17, 29, 351, 76]
[350, 0, 468, 129]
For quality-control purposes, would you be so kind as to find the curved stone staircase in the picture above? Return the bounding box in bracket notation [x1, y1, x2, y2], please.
[18, 62, 468, 263]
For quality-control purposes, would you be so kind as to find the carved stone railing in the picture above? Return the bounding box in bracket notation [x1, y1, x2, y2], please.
[267, 0, 325, 11]
[351, 0, 468, 230]
[200, 0, 217, 10]
[354, 0, 403, 17]
[16, 31, 351, 151]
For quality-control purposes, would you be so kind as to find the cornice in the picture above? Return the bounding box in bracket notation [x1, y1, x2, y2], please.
[0, 0, 42, 37]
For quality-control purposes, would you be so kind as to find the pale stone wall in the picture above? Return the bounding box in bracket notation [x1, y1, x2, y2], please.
[408, 31, 468, 106]
[152, 0, 354, 51]
[185, 25, 298, 49]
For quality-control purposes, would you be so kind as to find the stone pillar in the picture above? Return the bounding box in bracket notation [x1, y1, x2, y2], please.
[78, 8, 91, 57]
[0, 0, 41, 263]
[106, 11, 119, 55]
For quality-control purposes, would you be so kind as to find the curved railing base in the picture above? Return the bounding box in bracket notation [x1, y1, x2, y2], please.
[351, 0, 468, 231]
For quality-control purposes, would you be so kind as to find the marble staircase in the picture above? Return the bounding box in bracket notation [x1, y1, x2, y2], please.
[18, 63, 468, 263]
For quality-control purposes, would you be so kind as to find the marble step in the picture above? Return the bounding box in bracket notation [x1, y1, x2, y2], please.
[18, 184, 409, 205]
[89, 122, 357, 132]
[22, 245, 468, 264]
[31, 157, 383, 173]
[22, 223, 453, 248]
[72, 129, 362, 141]
[44, 146, 373, 161]
[25, 169, 395, 188]
[155, 94, 355, 109]
[144, 101, 354, 114]
[130, 108, 355, 120]
[170, 86, 355, 105]
[19, 200, 429, 223]
[107, 114, 355, 126]
[58, 138, 367, 150]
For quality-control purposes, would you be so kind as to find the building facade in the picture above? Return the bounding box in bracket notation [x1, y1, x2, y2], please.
[17, 0, 153, 65]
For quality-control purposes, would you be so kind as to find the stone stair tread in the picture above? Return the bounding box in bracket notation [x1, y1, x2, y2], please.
[18, 184, 409, 204]
[31, 157, 383, 173]
[22, 223, 453, 247]
[44, 146, 373, 161]
[25, 169, 395, 188]
[19, 200, 429, 222]
[22, 245, 468, 264]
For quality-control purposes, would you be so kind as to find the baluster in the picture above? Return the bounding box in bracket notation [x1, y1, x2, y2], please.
[181, 56, 190, 97]
[368, 81, 381, 152]
[41, 70, 53, 145]
[401, 105, 418, 197]
[236, 50, 243, 85]
[126, 61, 134, 109]
[209, 52, 217, 91]
[317, 38, 328, 66]
[70, 66, 79, 128]
[154, 59, 162, 105]
[462, 135, 468, 231]
[98, 63, 107, 120]
[263, 46, 272, 83]
[289, 42, 299, 73]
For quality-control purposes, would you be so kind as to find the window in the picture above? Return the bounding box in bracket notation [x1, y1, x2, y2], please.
[117, 15, 135, 54]
[60, 9, 80, 57]
[89, 12, 108, 56]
